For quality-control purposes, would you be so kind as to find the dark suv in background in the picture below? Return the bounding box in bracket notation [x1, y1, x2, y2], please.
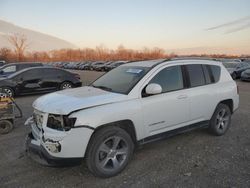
[0, 63, 43, 77]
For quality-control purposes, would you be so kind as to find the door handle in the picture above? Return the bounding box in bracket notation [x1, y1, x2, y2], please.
[177, 95, 188, 99]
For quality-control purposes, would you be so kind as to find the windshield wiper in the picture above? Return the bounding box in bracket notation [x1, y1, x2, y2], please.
[92, 85, 113, 92]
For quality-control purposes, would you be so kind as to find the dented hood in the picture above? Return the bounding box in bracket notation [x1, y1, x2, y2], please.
[33, 86, 129, 115]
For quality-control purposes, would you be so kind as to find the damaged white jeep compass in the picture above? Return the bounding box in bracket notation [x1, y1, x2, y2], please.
[26, 59, 239, 177]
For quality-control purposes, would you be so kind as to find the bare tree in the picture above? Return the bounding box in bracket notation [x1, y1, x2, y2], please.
[7, 33, 29, 61]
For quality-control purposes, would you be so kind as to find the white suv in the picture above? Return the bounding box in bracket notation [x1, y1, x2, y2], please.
[25, 59, 239, 177]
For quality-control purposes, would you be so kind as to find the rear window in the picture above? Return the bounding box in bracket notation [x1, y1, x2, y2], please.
[186, 64, 205, 87]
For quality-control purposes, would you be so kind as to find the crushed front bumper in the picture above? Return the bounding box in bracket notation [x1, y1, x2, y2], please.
[25, 116, 83, 167]
[26, 132, 82, 167]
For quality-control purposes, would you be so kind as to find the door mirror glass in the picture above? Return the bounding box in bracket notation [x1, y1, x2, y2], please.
[145, 83, 162, 95]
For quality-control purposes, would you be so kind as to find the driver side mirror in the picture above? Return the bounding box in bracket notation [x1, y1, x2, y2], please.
[0, 70, 3, 74]
[145, 83, 162, 95]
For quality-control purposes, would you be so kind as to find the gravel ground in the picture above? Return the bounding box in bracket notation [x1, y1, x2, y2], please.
[0, 70, 249, 188]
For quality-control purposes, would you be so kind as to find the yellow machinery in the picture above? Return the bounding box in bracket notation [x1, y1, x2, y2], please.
[0, 90, 22, 134]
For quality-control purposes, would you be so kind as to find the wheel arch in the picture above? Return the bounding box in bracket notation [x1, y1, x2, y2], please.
[217, 99, 234, 113]
[95, 119, 137, 143]
[85, 119, 137, 157]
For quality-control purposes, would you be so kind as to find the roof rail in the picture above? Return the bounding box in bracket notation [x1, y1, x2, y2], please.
[170, 57, 220, 61]
[150, 58, 171, 68]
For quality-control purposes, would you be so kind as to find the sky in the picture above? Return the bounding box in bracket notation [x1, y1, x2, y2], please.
[0, 0, 250, 54]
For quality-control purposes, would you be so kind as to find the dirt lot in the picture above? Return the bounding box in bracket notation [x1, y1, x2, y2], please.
[0, 70, 249, 188]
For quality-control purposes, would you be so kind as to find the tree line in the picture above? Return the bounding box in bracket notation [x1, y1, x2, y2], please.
[0, 33, 248, 63]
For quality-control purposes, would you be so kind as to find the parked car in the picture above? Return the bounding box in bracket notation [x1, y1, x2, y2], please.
[78, 62, 89, 70]
[0, 63, 43, 77]
[0, 60, 6, 67]
[104, 61, 128, 71]
[88, 61, 105, 71]
[94, 61, 113, 71]
[241, 68, 250, 81]
[54, 62, 69, 69]
[92, 61, 106, 71]
[25, 59, 239, 177]
[222, 61, 250, 79]
[0, 67, 82, 97]
[83, 62, 94, 70]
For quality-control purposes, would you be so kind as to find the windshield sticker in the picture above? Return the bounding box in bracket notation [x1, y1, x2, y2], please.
[126, 68, 143, 74]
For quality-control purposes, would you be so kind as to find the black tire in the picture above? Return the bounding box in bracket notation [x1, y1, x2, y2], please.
[231, 72, 237, 80]
[209, 104, 231, 136]
[59, 81, 73, 90]
[0, 120, 14, 134]
[1, 87, 14, 97]
[86, 126, 134, 178]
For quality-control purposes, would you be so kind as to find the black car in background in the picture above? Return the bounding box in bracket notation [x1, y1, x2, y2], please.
[0, 63, 43, 77]
[0, 67, 82, 97]
[222, 61, 250, 79]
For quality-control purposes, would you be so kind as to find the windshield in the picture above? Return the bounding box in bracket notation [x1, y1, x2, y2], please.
[222, 63, 238, 69]
[92, 66, 150, 94]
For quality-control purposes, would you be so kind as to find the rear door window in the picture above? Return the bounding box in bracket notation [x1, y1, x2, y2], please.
[44, 69, 63, 77]
[186, 64, 205, 87]
[22, 69, 43, 80]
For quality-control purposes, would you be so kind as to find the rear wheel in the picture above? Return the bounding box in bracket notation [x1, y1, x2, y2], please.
[60, 82, 73, 90]
[209, 104, 231, 136]
[86, 126, 134, 178]
[0, 120, 13, 134]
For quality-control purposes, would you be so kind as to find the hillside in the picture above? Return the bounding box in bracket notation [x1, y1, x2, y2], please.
[0, 20, 77, 51]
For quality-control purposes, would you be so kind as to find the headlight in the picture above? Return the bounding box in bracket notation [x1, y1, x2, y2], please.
[63, 116, 77, 131]
[47, 114, 76, 131]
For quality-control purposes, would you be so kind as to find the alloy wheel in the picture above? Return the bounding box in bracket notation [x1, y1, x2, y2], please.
[3, 88, 13, 97]
[96, 136, 128, 172]
[215, 108, 230, 132]
[62, 83, 72, 90]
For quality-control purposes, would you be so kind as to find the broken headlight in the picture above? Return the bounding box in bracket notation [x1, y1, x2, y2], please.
[47, 114, 76, 131]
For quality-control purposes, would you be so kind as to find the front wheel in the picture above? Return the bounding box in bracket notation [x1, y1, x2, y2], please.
[209, 104, 231, 136]
[0, 87, 14, 97]
[86, 126, 134, 178]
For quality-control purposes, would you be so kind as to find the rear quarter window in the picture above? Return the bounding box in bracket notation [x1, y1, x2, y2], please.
[209, 65, 221, 83]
